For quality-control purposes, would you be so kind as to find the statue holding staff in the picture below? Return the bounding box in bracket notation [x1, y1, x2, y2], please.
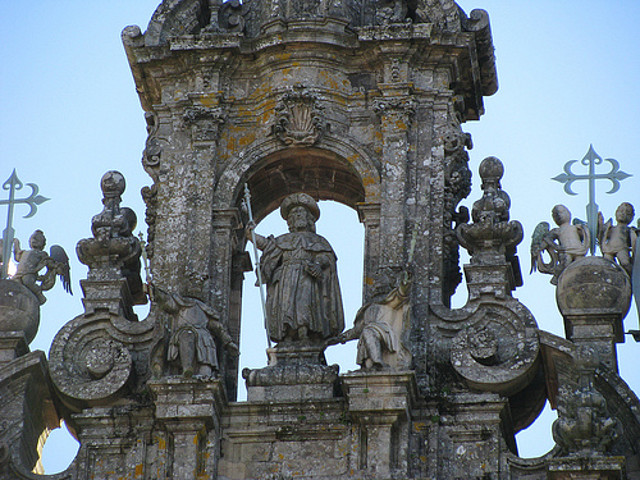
[245, 193, 344, 344]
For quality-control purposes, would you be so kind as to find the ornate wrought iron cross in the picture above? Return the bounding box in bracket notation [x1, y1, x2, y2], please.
[1, 170, 49, 279]
[552, 145, 631, 254]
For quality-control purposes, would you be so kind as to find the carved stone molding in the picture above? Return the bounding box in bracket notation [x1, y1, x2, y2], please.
[272, 86, 328, 147]
[372, 95, 416, 123]
[183, 105, 227, 143]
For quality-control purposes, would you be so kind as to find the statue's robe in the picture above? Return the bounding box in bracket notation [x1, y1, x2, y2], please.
[259, 231, 344, 341]
[165, 294, 220, 370]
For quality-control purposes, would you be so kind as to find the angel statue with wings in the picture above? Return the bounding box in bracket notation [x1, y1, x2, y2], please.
[8, 229, 72, 304]
[530, 205, 590, 285]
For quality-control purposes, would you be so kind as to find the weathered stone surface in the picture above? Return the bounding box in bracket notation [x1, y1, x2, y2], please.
[557, 256, 631, 318]
[0, 279, 40, 345]
[1, 1, 640, 479]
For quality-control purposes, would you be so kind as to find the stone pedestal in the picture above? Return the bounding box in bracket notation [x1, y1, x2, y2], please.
[556, 257, 631, 372]
[443, 393, 514, 479]
[0, 332, 27, 365]
[548, 455, 626, 479]
[243, 344, 339, 402]
[149, 377, 226, 479]
[72, 406, 153, 480]
[80, 277, 136, 322]
[342, 371, 416, 477]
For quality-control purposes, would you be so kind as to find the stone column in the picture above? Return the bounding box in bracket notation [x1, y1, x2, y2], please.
[342, 371, 416, 477]
[72, 406, 153, 479]
[211, 208, 242, 397]
[373, 82, 415, 271]
[149, 377, 226, 479]
[442, 393, 512, 479]
[357, 202, 380, 302]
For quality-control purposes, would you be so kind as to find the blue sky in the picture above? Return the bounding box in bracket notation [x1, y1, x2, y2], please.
[1, 0, 639, 473]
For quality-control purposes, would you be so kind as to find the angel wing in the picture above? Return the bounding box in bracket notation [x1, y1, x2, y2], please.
[597, 212, 611, 248]
[50, 245, 72, 294]
[530, 221, 550, 273]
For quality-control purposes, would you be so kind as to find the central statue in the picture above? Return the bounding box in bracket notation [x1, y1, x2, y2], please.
[246, 193, 344, 344]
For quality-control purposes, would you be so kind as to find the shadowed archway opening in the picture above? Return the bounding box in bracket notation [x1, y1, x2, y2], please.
[239, 147, 367, 223]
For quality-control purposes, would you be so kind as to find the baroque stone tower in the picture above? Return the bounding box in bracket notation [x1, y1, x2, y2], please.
[1, 0, 639, 479]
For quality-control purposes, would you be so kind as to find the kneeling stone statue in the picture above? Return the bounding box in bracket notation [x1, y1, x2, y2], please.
[153, 285, 238, 377]
[335, 274, 412, 371]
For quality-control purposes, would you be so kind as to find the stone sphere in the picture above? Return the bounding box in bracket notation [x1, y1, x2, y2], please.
[478, 156, 504, 182]
[100, 170, 126, 197]
[0, 279, 41, 344]
[556, 256, 631, 317]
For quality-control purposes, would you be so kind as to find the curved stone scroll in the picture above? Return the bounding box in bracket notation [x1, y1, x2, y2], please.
[450, 300, 540, 396]
[49, 311, 162, 409]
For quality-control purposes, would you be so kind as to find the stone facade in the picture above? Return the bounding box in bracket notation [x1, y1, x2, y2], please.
[1, 1, 639, 479]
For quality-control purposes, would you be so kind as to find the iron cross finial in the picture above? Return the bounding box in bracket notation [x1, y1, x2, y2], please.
[552, 145, 632, 254]
[1, 169, 50, 279]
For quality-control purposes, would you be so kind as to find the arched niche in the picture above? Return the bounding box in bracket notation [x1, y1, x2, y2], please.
[212, 138, 381, 399]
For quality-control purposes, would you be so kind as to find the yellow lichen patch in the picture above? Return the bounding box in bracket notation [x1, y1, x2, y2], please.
[278, 453, 284, 460]
[414, 422, 426, 432]
[158, 437, 166, 450]
[362, 176, 376, 187]
[319, 70, 341, 91]
[374, 131, 383, 140]
[238, 133, 256, 147]
[365, 276, 374, 285]
[396, 120, 408, 130]
[135, 464, 144, 477]
[275, 52, 292, 61]
[200, 92, 218, 108]
[420, 455, 427, 463]
[346, 154, 359, 164]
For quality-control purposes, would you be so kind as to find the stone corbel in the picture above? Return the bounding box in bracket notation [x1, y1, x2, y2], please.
[183, 104, 227, 144]
[372, 94, 416, 131]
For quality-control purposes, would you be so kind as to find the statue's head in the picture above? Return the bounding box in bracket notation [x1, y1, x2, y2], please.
[280, 193, 320, 233]
[29, 230, 46, 250]
[615, 202, 634, 225]
[551, 204, 570, 226]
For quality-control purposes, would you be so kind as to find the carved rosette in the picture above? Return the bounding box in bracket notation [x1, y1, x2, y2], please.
[183, 106, 227, 143]
[272, 87, 328, 147]
[49, 310, 163, 409]
[450, 300, 540, 395]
